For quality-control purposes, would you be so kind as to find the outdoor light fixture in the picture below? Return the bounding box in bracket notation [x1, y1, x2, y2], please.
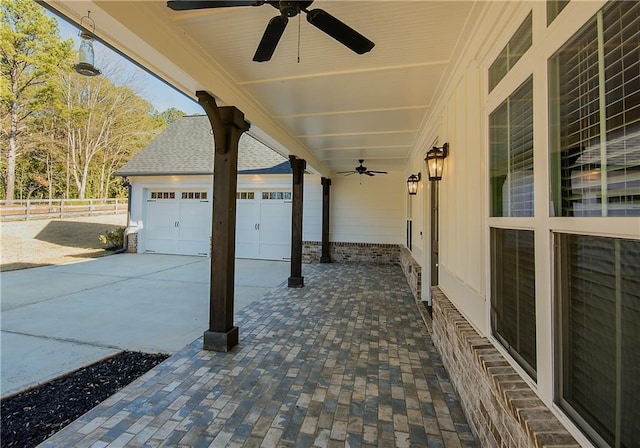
[425, 142, 449, 181]
[73, 11, 101, 77]
[406, 173, 421, 195]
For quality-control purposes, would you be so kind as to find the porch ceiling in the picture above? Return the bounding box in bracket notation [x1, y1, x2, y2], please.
[47, 1, 480, 177]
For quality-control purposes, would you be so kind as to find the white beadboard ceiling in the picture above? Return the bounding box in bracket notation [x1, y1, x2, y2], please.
[47, 1, 479, 177]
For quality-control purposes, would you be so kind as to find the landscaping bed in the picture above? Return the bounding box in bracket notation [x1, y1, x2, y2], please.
[1, 351, 169, 448]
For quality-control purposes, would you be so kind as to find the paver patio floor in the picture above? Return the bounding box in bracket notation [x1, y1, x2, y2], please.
[39, 263, 476, 448]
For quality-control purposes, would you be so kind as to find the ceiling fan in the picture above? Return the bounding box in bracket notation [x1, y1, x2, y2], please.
[337, 160, 388, 177]
[166, 1, 375, 62]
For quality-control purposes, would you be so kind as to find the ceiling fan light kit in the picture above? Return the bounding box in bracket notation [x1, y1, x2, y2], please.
[167, 0, 375, 62]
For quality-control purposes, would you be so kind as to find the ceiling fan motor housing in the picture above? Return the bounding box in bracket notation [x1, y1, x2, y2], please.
[279, 1, 312, 17]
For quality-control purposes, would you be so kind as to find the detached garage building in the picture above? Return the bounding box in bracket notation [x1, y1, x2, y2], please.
[117, 115, 321, 260]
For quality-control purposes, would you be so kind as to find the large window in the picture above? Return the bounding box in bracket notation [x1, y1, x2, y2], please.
[549, 1, 640, 217]
[491, 228, 537, 379]
[490, 77, 534, 217]
[556, 234, 639, 447]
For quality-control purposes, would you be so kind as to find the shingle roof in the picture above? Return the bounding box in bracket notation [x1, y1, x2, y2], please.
[116, 115, 290, 176]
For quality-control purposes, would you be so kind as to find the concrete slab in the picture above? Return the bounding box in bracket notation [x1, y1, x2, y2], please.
[2, 277, 209, 353]
[0, 271, 122, 311]
[46, 253, 203, 278]
[0, 332, 118, 397]
[0, 254, 289, 397]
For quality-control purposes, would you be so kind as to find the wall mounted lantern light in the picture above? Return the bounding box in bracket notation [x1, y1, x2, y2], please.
[74, 11, 101, 77]
[406, 173, 421, 195]
[425, 142, 449, 181]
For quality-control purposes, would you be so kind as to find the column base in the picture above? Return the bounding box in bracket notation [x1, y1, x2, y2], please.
[320, 255, 331, 263]
[203, 327, 238, 352]
[288, 276, 304, 288]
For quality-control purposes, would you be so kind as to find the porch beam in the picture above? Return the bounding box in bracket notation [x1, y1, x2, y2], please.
[288, 155, 306, 287]
[320, 177, 332, 263]
[197, 90, 250, 352]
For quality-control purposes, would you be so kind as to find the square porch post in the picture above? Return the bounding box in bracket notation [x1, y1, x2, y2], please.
[320, 177, 331, 263]
[288, 155, 306, 287]
[197, 90, 250, 352]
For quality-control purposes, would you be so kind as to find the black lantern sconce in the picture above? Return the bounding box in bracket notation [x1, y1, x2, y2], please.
[74, 11, 101, 77]
[406, 173, 421, 195]
[425, 142, 449, 181]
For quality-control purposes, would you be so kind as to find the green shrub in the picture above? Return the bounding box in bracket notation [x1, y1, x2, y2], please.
[99, 227, 125, 249]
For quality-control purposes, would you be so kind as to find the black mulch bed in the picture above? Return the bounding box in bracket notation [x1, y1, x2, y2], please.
[1, 351, 169, 448]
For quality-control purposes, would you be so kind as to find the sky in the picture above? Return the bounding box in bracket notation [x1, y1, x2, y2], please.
[52, 11, 203, 116]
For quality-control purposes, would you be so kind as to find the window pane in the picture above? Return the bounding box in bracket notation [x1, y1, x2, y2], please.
[509, 12, 533, 69]
[489, 48, 508, 92]
[621, 239, 640, 447]
[549, 1, 640, 217]
[547, 0, 569, 26]
[491, 228, 537, 378]
[490, 78, 534, 217]
[557, 234, 640, 446]
[489, 13, 532, 92]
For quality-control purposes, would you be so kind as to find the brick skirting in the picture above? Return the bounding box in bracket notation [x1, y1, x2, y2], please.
[431, 288, 579, 448]
[302, 241, 401, 264]
[126, 233, 137, 253]
[399, 246, 421, 301]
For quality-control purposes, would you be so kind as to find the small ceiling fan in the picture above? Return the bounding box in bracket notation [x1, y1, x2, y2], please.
[337, 160, 388, 177]
[166, 1, 375, 62]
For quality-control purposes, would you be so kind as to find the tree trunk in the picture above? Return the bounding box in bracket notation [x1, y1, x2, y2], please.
[6, 80, 19, 203]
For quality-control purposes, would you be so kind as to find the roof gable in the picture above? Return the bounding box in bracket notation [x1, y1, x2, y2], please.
[116, 115, 290, 176]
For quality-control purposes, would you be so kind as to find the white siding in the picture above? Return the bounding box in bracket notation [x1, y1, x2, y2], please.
[331, 173, 405, 244]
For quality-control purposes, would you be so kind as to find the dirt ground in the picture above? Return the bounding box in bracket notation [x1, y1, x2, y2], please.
[0, 214, 127, 271]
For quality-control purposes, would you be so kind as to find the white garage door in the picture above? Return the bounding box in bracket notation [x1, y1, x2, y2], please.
[145, 190, 211, 256]
[236, 190, 291, 261]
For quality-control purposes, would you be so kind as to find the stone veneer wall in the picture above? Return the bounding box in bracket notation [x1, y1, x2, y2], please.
[302, 241, 400, 265]
[431, 287, 579, 448]
[399, 247, 421, 301]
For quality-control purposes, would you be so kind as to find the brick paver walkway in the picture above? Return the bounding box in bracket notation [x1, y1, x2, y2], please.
[39, 264, 476, 447]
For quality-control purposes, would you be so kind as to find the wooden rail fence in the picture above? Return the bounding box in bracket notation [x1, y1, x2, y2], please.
[0, 199, 127, 221]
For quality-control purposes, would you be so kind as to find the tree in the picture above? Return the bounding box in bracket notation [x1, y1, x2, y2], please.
[158, 107, 186, 125]
[0, 0, 73, 201]
[59, 71, 162, 199]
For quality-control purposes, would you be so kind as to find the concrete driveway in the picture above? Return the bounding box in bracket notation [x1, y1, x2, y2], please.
[0, 254, 289, 397]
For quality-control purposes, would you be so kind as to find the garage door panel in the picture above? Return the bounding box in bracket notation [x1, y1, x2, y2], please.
[236, 199, 259, 258]
[259, 242, 291, 261]
[147, 238, 179, 254]
[179, 201, 211, 255]
[145, 190, 211, 256]
[178, 239, 209, 256]
[146, 201, 179, 253]
[235, 191, 291, 261]
[259, 204, 291, 245]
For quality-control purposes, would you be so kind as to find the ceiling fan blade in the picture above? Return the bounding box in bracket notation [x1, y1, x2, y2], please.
[368, 170, 388, 174]
[305, 9, 374, 55]
[365, 172, 375, 176]
[253, 15, 288, 62]
[167, 1, 262, 11]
